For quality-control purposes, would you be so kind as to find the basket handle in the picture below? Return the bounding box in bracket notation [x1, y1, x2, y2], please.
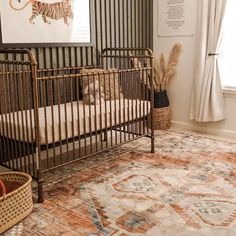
[0, 179, 6, 201]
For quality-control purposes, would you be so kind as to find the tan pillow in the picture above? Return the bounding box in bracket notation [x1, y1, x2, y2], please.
[80, 68, 123, 100]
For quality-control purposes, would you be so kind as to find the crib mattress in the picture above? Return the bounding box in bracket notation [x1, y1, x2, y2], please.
[0, 99, 150, 145]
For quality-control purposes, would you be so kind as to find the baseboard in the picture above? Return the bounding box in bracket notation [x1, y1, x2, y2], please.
[171, 120, 236, 139]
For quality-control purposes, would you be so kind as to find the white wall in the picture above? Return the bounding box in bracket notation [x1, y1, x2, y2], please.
[153, 0, 236, 138]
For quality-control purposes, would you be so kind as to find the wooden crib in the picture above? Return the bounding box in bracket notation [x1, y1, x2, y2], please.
[0, 48, 155, 202]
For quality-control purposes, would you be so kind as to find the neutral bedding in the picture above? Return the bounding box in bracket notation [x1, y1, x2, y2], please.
[0, 99, 150, 144]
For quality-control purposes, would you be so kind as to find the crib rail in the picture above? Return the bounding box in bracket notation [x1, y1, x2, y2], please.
[37, 65, 98, 78]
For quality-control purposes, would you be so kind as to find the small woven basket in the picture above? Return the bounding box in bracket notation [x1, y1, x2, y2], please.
[0, 172, 33, 234]
[153, 106, 171, 130]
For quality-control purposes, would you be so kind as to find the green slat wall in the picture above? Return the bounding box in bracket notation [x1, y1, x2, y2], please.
[27, 0, 153, 69]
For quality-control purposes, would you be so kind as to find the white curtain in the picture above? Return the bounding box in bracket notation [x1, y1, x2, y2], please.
[190, 0, 227, 122]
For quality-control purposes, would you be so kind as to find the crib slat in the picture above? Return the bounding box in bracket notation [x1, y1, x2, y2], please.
[19, 64, 28, 172]
[127, 71, 131, 141]
[146, 65, 150, 135]
[22, 68, 32, 173]
[3, 64, 12, 168]
[1, 64, 9, 165]
[118, 70, 122, 144]
[49, 79, 56, 166]
[69, 77, 76, 160]
[76, 78, 82, 158]
[82, 78, 87, 156]
[93, 74, 98, 153]
[6, 63, 16, 166]
[88, 75, 93, 155]
[0, 64, 6, 165]
[7, 63, 17, 170]
[26, 64, 36, 177]
[138, 68, 142, 135]
[108, 70, 113, 146]
[142, 68, 146, 135]
[103, 71, 108, 148]
[122, 70, 127, 143]
[15, 64, 23, 171]
[130, 65, 135, 139]
[63, 77, 69, 162]
[113, 72, 118, 145]
[57, 77, 63, 162]
[42, 80, 49, 169]
[98, 74, 104, 151]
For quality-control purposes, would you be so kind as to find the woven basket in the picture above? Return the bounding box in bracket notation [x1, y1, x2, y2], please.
[0, 172, 33, 234]
[153, 106, 171, 130]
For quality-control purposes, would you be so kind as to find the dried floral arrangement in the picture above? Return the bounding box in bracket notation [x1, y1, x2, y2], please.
[154, 43, 182, 92]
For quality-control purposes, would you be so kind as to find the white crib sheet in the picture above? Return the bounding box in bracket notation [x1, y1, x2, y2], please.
[0, 99, 150, 144]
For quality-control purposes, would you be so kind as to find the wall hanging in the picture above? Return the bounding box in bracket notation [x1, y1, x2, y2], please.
[0, 0, 92, 46]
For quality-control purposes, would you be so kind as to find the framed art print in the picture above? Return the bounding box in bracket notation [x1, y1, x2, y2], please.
[158, 0, 195, 37]
[0, 0, 93, 46]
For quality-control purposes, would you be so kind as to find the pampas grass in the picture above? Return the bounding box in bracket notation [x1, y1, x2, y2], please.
[154, 43, 182, 91]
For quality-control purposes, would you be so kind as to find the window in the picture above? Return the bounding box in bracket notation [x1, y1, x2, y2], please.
[219, 0, 236, 89]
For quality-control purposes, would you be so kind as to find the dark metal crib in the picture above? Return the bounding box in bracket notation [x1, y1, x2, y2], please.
[0, 48, 155, 202]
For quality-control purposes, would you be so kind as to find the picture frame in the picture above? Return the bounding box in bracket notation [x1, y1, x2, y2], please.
[0, 0, 95, 47]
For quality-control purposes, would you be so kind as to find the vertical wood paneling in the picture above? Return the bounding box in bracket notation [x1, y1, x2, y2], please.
[114, 1, 119, 48]
[147, 1, 153, 49]
[135, 1, 139, 47]
[27, 0, 153, 69]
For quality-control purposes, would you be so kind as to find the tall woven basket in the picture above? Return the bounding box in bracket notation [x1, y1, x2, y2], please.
[153, 90, 171, 130]
[0, 172, 33, 234]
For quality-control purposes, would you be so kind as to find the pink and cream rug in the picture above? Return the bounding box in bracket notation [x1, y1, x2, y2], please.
[4, 131, 236, 235]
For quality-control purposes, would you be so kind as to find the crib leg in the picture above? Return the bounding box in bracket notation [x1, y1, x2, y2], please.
[38, 178, 44, 203]
[37, 170, 44, 203]
[151, 136, 155, 153]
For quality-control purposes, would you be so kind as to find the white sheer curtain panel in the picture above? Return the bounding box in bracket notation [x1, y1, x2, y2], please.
[190, 0, 227, 122]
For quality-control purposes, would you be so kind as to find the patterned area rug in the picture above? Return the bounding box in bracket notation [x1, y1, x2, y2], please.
[4, 131, 236, 236]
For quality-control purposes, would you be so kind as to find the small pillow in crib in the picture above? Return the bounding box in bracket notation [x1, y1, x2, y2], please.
[83, 80, 105, 105]
[80, 68, 123, 102]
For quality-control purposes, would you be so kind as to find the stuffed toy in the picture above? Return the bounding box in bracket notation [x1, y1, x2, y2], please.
[83, 81, 105, 105]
